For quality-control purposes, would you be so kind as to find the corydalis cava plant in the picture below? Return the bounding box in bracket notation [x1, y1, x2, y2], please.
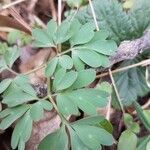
[0, 18, 117, 150]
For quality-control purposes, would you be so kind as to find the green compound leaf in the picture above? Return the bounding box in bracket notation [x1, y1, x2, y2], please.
[1, 76, 37, 107]
[11, 110, 33, 150]
[57, 94, 79, 116]
[70, 69, 96, 89]
[32, 28, 55, 47]
[57, 89, 109, 115]
[84, 39, 117, 56]
[59, 55, 73, 69]
[72, 115, 106, 126]
[68, 126, 89, 150]
[0, 57, 7, 72]
[47, 19, 57, 37]
[0, 108, 12, 118]
[73, 49, 108, 68]
[0, 78, 12, 94]
[7, 29, 32, 46]
[76, 30, 117, 57]
[72, 52, 85, 71]
[124, 113, 135, 124]
[73, 125, 114, 149]
[91, 30, 109, 41]
[45, 57, 58, 77]
[69, 89, 109, 106]
[30, 102, 44, 121]
[69, 19, 82, 35]
[13, 75, 37, 96]
[124, 113, 140, 133]
[40, 100, 53, 111]
[96, 82, 112, 94]
[73, 95, 97, 115]
[53, 68, 66, 89]
[129, 122, 140, 134]
[2, 88, 37, 107]
[146, 140, 150, 150]
[38, 125, 68, 150]
[32, 19, 57, 47]
[71, 29, 116, 67]
[4, 46, 20, 68]
[72, 116, 113, 133]
[0, 43, 7, 55]
[30, 100, 53, 121]
[118, 130, 137, 150]
[0, 105, 29, 130]
[53, 70, 78, 91]
[68, 89, 109, 114]
[53, 20, 73, 44]
[17, 139, 25, 150]
[70, 22, 95, 46]
[7, 29, 22, 44]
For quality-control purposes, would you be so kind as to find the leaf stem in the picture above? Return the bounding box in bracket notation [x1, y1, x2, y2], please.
[48, 95, 69, 125]
[108, 69, 125, 115]
[57, 0, 62, 53]
[57, 48, 72, 56]
[96, 59, 150, 78]
[24, 64, 46, 75]
[58, 0, 62, 26]
[88, 0, 99, 31]
[47, 77, 51, 96]
[0, 0, 26, 11]
[47, 77, 69, 125]
[6, 67, 19, 76]
[106, 96, 112, 121]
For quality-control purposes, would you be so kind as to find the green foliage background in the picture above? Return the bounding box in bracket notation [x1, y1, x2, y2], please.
[0, 0, 150, 150]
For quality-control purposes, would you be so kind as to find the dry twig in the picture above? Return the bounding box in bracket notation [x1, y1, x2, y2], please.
[49, 0, 57, 20]
[0, 0, 26, 11]
[8, 7, 32, 33]
[110, 30, 150, 65]
[96, 59, 150, 78]
[106, 96, 112, 120]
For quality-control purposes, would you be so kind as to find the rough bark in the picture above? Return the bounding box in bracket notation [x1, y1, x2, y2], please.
[110, 30, 150, 65]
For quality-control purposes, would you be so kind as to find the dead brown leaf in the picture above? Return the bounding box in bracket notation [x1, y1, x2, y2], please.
[0, 14, 31, 34]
